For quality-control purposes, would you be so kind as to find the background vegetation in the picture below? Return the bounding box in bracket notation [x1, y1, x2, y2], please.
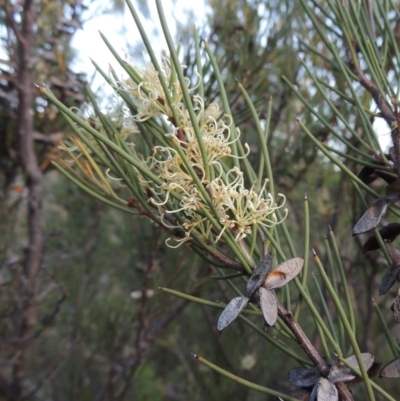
[1, 1, 400, 400]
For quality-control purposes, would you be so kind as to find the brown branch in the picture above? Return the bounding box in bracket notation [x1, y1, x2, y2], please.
[336, 382, 355, 401]
[10, 0, 44, 399]
[210, 249, 244, 272]
[113, 299, 191, 401]
[33, 132, 63, 145]
[276, 302, 354, 401]
[93, 230, 195, 401]
[277, 302, 329, 375]
[352, 66, 400, 174]
[8, 292, 66, 347]
[353, 68, 394, 127]
[2, 1, 26, 53]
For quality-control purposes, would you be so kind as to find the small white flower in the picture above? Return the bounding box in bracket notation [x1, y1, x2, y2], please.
[241, 354, 257, 370]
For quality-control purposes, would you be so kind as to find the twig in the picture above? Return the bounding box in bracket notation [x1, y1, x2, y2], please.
[351, 66, 400, 174]
[276, 301, 354, 401]
[211, 249, 245, 272]
[353, 68, 394, 127]
[277, 302, 329, 374]
[8, 292, 67, 346]
[21, 347, 68, 400]
[33, 132, 63, 145]
[2, 1, 26, 52]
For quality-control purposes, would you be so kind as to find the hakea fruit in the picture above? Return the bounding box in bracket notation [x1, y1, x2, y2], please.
[217, 253, 304, 331]
[289, 353, 375, 401]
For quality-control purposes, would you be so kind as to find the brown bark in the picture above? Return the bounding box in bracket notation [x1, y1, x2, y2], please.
[8, 1, 43, 399]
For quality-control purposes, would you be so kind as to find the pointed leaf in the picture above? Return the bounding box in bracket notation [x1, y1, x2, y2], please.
[259, 287, 278, 326]
[391, 289, 400, 323]
[386, 177, 400, 197]
[379, 264, 399, 295]
[378, 242, 400, 294]
[357, 159, 395, 185]
[386, 241, 400, 265]
[217, 297, 249, 331]
[357, 165, 378, 185]
[309, 383, 318, 401]
[288, 367, 320, 388]
[316, 378, 338, 401]
[329, 353, 375, 383]
[375, 170, 398, 184]
[344, 353, 375, 371]
[264, 257, 304, 289]
[353, 195, 400, 235]
[246, 252, 274, 298]
[288, 388, 312, 400]
[328, 365, 355, 384]
[381, 357, 400, 378]
[362, 223, 400, 253]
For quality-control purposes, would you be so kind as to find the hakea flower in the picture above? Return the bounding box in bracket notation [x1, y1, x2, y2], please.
[82, 100, 139, 138]
[208, 168, 287, 241]
[59, 53, 288, 251]
[217, 253, 304, 331]
[151, 146, 198, 195]
[121, 56, 191, 122]
[167, 213, 208, 248]
[179, 101, 238, 165]
[74, 53, 288, 248]
[288, 353, 375, 401]
[94, 98, 138, 138]
[138, 89, 287, 246]
[149, 157, 287, 246]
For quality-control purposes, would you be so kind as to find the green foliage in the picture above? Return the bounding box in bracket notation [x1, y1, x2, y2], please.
[5, 0, 400, 400]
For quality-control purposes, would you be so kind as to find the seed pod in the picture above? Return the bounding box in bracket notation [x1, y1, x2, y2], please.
[259, 288, 278, 326]
[246, 252, 274, 298]
[217, 296, 249, 331]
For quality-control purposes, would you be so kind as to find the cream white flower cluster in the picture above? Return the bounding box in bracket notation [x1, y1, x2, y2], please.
[207, 170, 286, 242]
[122, 57, 187, 122]
[56, 55, 278, 247]
[119, 56, 287, 247]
